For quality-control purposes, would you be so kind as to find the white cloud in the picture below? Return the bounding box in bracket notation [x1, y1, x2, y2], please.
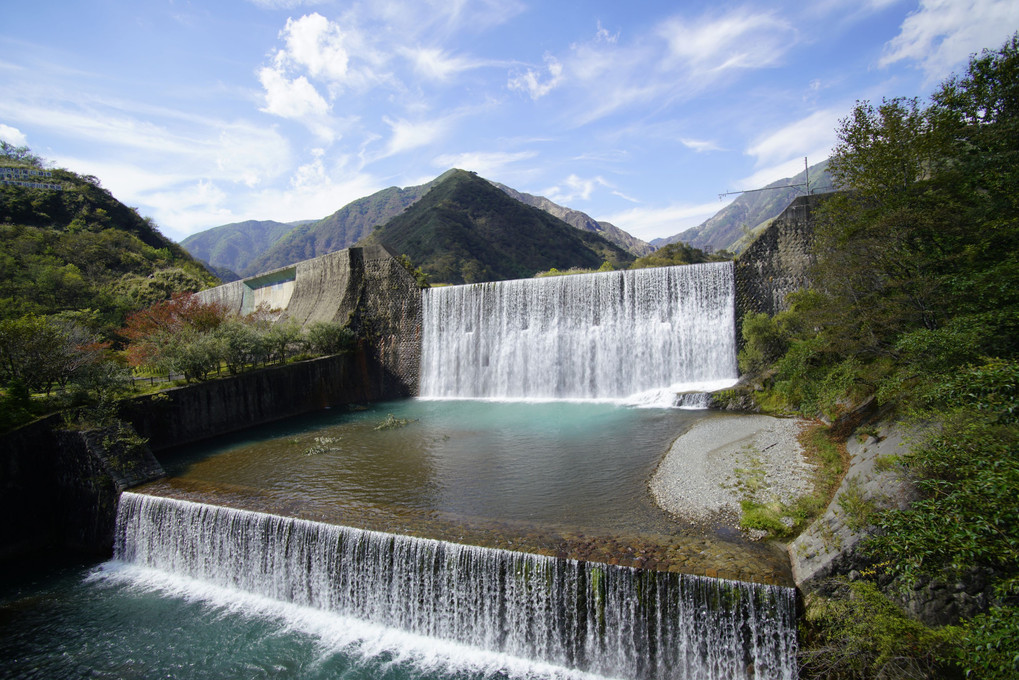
[0, 124, 28, 146]
[680, 138, 722, 153]
[602, 200, 730, 241]
[880, 0, 1019, 80]
[508, 54, 564, 100]
[543, 174, 612, 204]
[432, 150, 537, 176]
[382, 116, 450, 156]
[258, 67, 331, 120]
[278, 13, 353, 85]
[658, 10, 796, 75]
[596, 21, 619, 44]
[402, 46, 480, 81]
[745, 108, 840, 168]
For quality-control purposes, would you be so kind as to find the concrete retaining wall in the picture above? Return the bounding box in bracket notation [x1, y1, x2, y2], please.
[196, 245, 422, 395]
[118, 351, 397, 452]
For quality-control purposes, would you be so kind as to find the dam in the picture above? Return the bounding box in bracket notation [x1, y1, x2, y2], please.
[1, 255, 800, 679]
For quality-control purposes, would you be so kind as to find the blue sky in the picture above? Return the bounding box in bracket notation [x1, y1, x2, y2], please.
[2, 1, 1017, 243]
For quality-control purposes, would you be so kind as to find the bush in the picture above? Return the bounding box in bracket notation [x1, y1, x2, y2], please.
[305, 321, 355, 356]
[800, 580, 962, 679]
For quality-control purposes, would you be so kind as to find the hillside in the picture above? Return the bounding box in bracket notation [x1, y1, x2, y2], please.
[0, 164, 218, 326]
[243, 171, 457, 276]
[357, 170, 634, 284]
[180, 219, 297, 278]
[184, 170, 652, 278]
[656, 159, 832, 253]
[489, 182, 654, 257]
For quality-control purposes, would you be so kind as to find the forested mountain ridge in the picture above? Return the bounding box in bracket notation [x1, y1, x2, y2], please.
[0, 161, 218, 326]
[242, 170, 456, 277]
[182, 170, 652, 277]
[488, 181, 654, 257]
[356, 169, 635, 284]
[180, 219, 299, 280]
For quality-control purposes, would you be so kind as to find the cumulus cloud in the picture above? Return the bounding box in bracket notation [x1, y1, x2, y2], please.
[258, 67, 330, 119]
[880, 0, 1019, 80]
[0, 124, 28, 146]
[508, 54, 564, 100]
[277, 13, 354, 85]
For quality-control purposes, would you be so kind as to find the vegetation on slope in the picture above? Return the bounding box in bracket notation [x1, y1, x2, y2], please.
[734, 37, 1019, 678]
[0, 149, 217, 326]
[243, 171, 454, 277]
[490, 180, 655, 257]
[180, 219, 296, 279]
[0, 146, 219, 431]
[357, 170, 635, 284]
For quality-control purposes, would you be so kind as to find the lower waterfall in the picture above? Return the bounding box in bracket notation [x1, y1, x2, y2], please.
[115, 492, 798, 680]
[419, 262, 738, 401]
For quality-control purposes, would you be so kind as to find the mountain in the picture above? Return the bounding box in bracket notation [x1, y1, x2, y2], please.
[356, 170, 635, 284]
[183, 169, 652, 278]
[654, 159, 833, 254]
[180, 220, 298, 278]
[243, 171, 458, 277]
[0, 166, 218, 324]
[489, 182, 654, 257]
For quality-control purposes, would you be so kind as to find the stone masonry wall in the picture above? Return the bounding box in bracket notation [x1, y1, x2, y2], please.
[734, 193, 832, 326]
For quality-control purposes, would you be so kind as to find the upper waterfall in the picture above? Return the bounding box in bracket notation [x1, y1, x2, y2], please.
[419, 261, 738, 401]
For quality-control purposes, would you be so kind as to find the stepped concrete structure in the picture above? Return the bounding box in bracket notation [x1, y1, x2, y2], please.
[197, 245, 422, 395]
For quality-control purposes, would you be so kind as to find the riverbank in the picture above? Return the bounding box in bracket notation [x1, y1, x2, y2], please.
[650, 413, 814, 533]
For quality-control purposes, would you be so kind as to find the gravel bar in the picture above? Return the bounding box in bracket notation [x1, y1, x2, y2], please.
[650, 413, 815, 530]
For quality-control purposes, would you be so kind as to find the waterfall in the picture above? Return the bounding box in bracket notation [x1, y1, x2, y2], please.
[115, 492, 797, 680]
[419, 262, 738, 401]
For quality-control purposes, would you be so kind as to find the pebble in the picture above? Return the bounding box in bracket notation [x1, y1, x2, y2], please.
[650, 413, 815, 530]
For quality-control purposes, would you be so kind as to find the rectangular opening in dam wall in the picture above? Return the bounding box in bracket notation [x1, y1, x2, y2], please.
[241, 267, 296, 315]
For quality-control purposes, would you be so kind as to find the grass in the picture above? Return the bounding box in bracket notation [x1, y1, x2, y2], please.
[735, 422, 849, 540]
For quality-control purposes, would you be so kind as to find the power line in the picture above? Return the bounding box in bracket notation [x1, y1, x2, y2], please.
[718, 157, 810, 200]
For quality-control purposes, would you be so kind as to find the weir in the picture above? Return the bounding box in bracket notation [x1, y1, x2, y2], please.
[115, 492, 798, 680]
[102, 261, 798, 678]
[419, 262, 738, 401]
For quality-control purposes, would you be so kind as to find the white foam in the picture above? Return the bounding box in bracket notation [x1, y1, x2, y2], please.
[90, 561, 614, 680]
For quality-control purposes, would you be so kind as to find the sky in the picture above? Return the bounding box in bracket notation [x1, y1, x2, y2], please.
[2, 1, 1017, 244]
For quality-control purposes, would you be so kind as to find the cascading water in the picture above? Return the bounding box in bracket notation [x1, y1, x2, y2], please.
[115, 492, 798, 680]
[419, 262, 739, 401]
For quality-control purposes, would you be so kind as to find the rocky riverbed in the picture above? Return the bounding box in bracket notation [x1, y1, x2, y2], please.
[650, 413, 815, 536]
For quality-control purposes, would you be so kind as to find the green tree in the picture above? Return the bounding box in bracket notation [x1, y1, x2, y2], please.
[305, 320, 355, 355]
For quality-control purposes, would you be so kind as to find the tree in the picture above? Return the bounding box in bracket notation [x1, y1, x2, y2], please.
[122, 293, 227, 374]
[305, 320, 355, 355]
[0, 141, 43, 167]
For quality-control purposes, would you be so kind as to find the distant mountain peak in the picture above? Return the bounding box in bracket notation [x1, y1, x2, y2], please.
[357, 169, 634, 284]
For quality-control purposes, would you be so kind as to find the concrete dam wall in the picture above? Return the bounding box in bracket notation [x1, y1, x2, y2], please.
[197, 245, 422, 396]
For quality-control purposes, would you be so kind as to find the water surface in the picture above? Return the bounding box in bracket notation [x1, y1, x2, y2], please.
[149, 399, 791, 583]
